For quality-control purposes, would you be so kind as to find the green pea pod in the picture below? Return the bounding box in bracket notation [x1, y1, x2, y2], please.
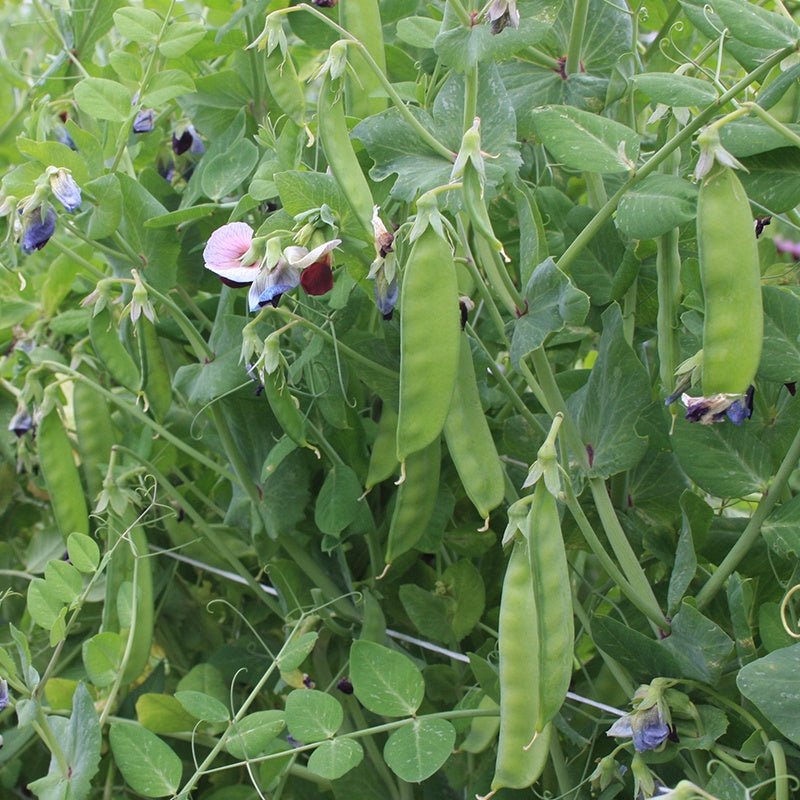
[265, 47, 306, 128]
[697, 165, 763, 396]
[38, 406, 90, 541]
[527, 481, 573, 732]
[444, 334, 505, 521]
[339, 0, 387, 119]
[73, 370, 116, 501]
[103, 508, 154, 685]
[138, 319, 172, 422]
[89, 307, 140, 392]
[460, 695, 500, 754]
[384, 436, 440, 566]
[396, 227, 460, 463]
[264, 371, 309, 449]
[365, 405, 399, 490]
[463, 163, 504, 255]
[492, 538, 551, 791]
[318, 74, 374, 234]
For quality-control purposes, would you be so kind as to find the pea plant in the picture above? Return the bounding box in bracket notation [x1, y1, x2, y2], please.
[2, 0, 800, 797]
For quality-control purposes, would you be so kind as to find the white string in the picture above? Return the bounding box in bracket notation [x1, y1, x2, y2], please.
[150, 546, 625, 717]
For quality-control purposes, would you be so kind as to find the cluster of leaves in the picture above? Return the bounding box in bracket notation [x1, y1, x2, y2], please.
[1, 0, 800, 798]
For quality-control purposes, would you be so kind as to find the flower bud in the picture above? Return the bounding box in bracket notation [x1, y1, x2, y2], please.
[48, 168, 81, 212]
[21, 206, 57, 254]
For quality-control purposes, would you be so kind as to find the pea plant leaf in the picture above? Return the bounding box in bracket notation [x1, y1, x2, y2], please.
[759, 287, 800, 383]
[307, 738, 364, 780]
[633, 73, 718, 107]
[616, 174, 698, 239]
[739, 148, 800, 213]
[711, 0, 799, 50]
[383, 718, 457, 782]
[284, 689, 344, 742]
[349, 640, 424, 717]
[109, 724, 183, 798]
[225, 711, 286, 760]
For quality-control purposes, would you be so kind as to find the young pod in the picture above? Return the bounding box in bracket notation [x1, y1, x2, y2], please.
[365, 405, 399, 490]
[697, 165, 763, 396]
[89, 307, 140, 393]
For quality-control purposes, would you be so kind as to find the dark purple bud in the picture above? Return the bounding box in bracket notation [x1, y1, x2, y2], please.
[21, 207, 57, 255]
[755, 216, 771, 238]
[337, 677, 353, 695]
[785, 382, 796, 396]
[302, 674, 316, 689]
[133, 108, 155, 134]
[8, 410, 33, 437]
[374, 276, 398, 320]
[313, 0, 338, 6]
[173, 125, 204, 156]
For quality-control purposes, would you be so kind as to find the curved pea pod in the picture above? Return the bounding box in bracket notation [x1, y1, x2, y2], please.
[138, 319, 172, 422]
[89, 306, 140, 393]
[396, 228, 461, 463]
[264, 371, 309, 449]
[365, 405, 399, 490]
[527, 481, 573, 732]
[37, 406, 90, 541]
[384, 437, 440, 567]
[73, 371, 116, 501]
[463, 163, 504, 256]
[460, 695, 500, 754]
[697, 165, 763, 396]
[265, 47, 306, 128]
[103, 509, 154, 685]
[318, 73, 374, 234]
[444, 334, 505, 521]
[492, 538, 551, 791]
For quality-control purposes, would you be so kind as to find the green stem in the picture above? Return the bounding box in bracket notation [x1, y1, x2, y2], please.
[696, 422, 800, 609]
[464, 65, 478, 132]
[584, 172, 607, 210]
[474, 234, 525, 314]
[523, 46, 561, 70]
[621, 276, 637, 345]
[448, 0, 473, 26]
[745, 102, 800, 150]
[565, 0, 590, 75]
[768, 740, 790, 800]
[48, 238, 107, 281]
[244, 10, 265, 122]
[32, 711, 69, 776]
[643, 1, 681, 60]
[589, 477, 667, 629]
[110, 231, 144, 267]
[557, 43, 798, 276]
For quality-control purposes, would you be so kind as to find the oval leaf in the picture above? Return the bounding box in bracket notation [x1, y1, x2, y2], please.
[314, 465, 363, 536]
[67, 532, 100, 573]
[175, 690, 230, 723]
[74, 78, 133, 122]
[634, 73, 718, 107]
[616, 174, 698, 239]
[109, 724, 182, 797]
[225, 711, 286, 760]
[82, 631, 124, 688]
[349, 640, 424, 717]
[285, 689, 343, 742]
[307, 738, 364, 780]
[384, 718, 456, 782]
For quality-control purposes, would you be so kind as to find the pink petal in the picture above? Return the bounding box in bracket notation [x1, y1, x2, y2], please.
[203, 222, 257, 279]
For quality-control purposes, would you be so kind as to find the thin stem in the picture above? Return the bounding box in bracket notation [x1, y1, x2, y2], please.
[448, 0, 473, 27]
[768, 740, 790, 800]
[565, 0, 590, 75]
[745, 101, 800, 150]
[557, 43, 798, 276]
[48, 238, 107, 282]
[696, 422, 800, 608]
[464, 66, 478, 132]
[523, 45, 561, 70]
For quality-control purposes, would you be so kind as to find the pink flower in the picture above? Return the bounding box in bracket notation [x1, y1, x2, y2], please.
[203, 222, 259, 285]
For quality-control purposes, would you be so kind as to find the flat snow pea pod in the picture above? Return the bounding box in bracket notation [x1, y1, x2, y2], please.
[463, 163, 505, 255]
[318, 73, 374, 234]
[265, 47, 306, 128]
[89, 306, 140, 393]
[491, 538, 551, 792]
[73, 370, 116, 501]
[444, 334, 505, 521]
[138, 319, 172, 422]
[697, 165, 763, 396]
[384, 436, 440, 567]
[365, 405, 399, 490]
[38, 406, 90, 541]
[396, 227, 461, 463]
[527, 480, 573, 732]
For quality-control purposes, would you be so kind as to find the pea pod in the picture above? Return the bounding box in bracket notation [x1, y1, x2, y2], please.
[492, 537, 551, 791]
[697, 165, 762, 396]
[396, 227, 461, 463]
[265, 47, 306, 128]
[138, 319, 172, 422]
[89, 306, 140, 392]
[264, 370, 310, 449]
[365, 405, 398, 490]
[73, 370, 116, 501]
[384, 437, 440, 567]
[527, 480, 573, 732]
[444, 334, 505, 521]
[318, 73, 374, 234]
[339, 0, 387, 119]
[37, 405, 90, 541]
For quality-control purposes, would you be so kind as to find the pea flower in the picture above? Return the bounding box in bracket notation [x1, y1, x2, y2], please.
[47, 167, 81, 212]
[694, 126, 745, 180]
[682, 388, 753, 425]
[487, 0, 520, 33]
[8, 409, 33, 437]
[21, 205, 57, 254]
[607, 679, 673, 752]
[0, 679, 8, 711]
[133, 108, 155, 134]
[368, 207, 399, 319]
[173, 124, 204, 156]
[55, 125, 77, 151]
[203, 222, 261, 286]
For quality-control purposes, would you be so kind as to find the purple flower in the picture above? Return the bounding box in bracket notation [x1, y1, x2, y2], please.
[48, 168, 81, 212]
[8, 410, 33, 437]
[55, 125, 77, 151]
[173, 125, 204, 156]
[21, 206, 57, 254]
[203, 222, 260, 285]
[0, 679, 8, 711]
[373, 274, 398, 320]
[133, 108, 155, 134]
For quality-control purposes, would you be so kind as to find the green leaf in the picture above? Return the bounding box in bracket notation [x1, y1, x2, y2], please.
[616, 174, 698, 239]
[667, 492, 708, 613]
[720, 119, 800, 157]
[109, 724, 182, 797]
[74, 78, 133, 122]
[395, 17, 440, 48]
[277, 632, 319, 672]
[175, 690, 230, 723]
[634, 73, 718, 106]
[177, 663, 229, 705]
[383, 718, 456, 782]
[510, 258, 590, 367]
[225, 711, 286, 760]
[159, 20, 206, 58]
[575, 304, 650, 478]
[307, 738, 364, 780]
[85, 175, 123, 241]
[275, 171, 352, 230]
[399, 585, 454, 644]
[739, 148, 800, 213]
[15, 138, 90, 185]
[712, 0, 798, 50]
[27, 578, 65, 629]
[201, 139, 259, 201]
[141, 69, 196, 106]
[660, 602, 733, 682]
[314, 465, 363, 537]
[530, 105, 640, 173]
[82, 632, 124, 688]
[442, 560, 486, 641]
[144, 204, 221, 229]
[285, 689, 344, 742]
[762, 492, 800, 558]
[44, 560, 83, 604]
[136, 694, 199, 733]
[760, 286, 800, 383]
[349, 640, 424, 717]
[671, 415, 774, 497]
[113, 7, 162, 43]
[737, 644, 800, 745]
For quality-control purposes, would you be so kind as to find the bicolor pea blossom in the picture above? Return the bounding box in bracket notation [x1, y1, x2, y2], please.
[133, 108, 155, 134]
[47, 167, 81, 212]
[203, 222, 260, 286]
[173, 125, 205, 156]
[607, 680, 673, 752]
[21, 206, 57, 254]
